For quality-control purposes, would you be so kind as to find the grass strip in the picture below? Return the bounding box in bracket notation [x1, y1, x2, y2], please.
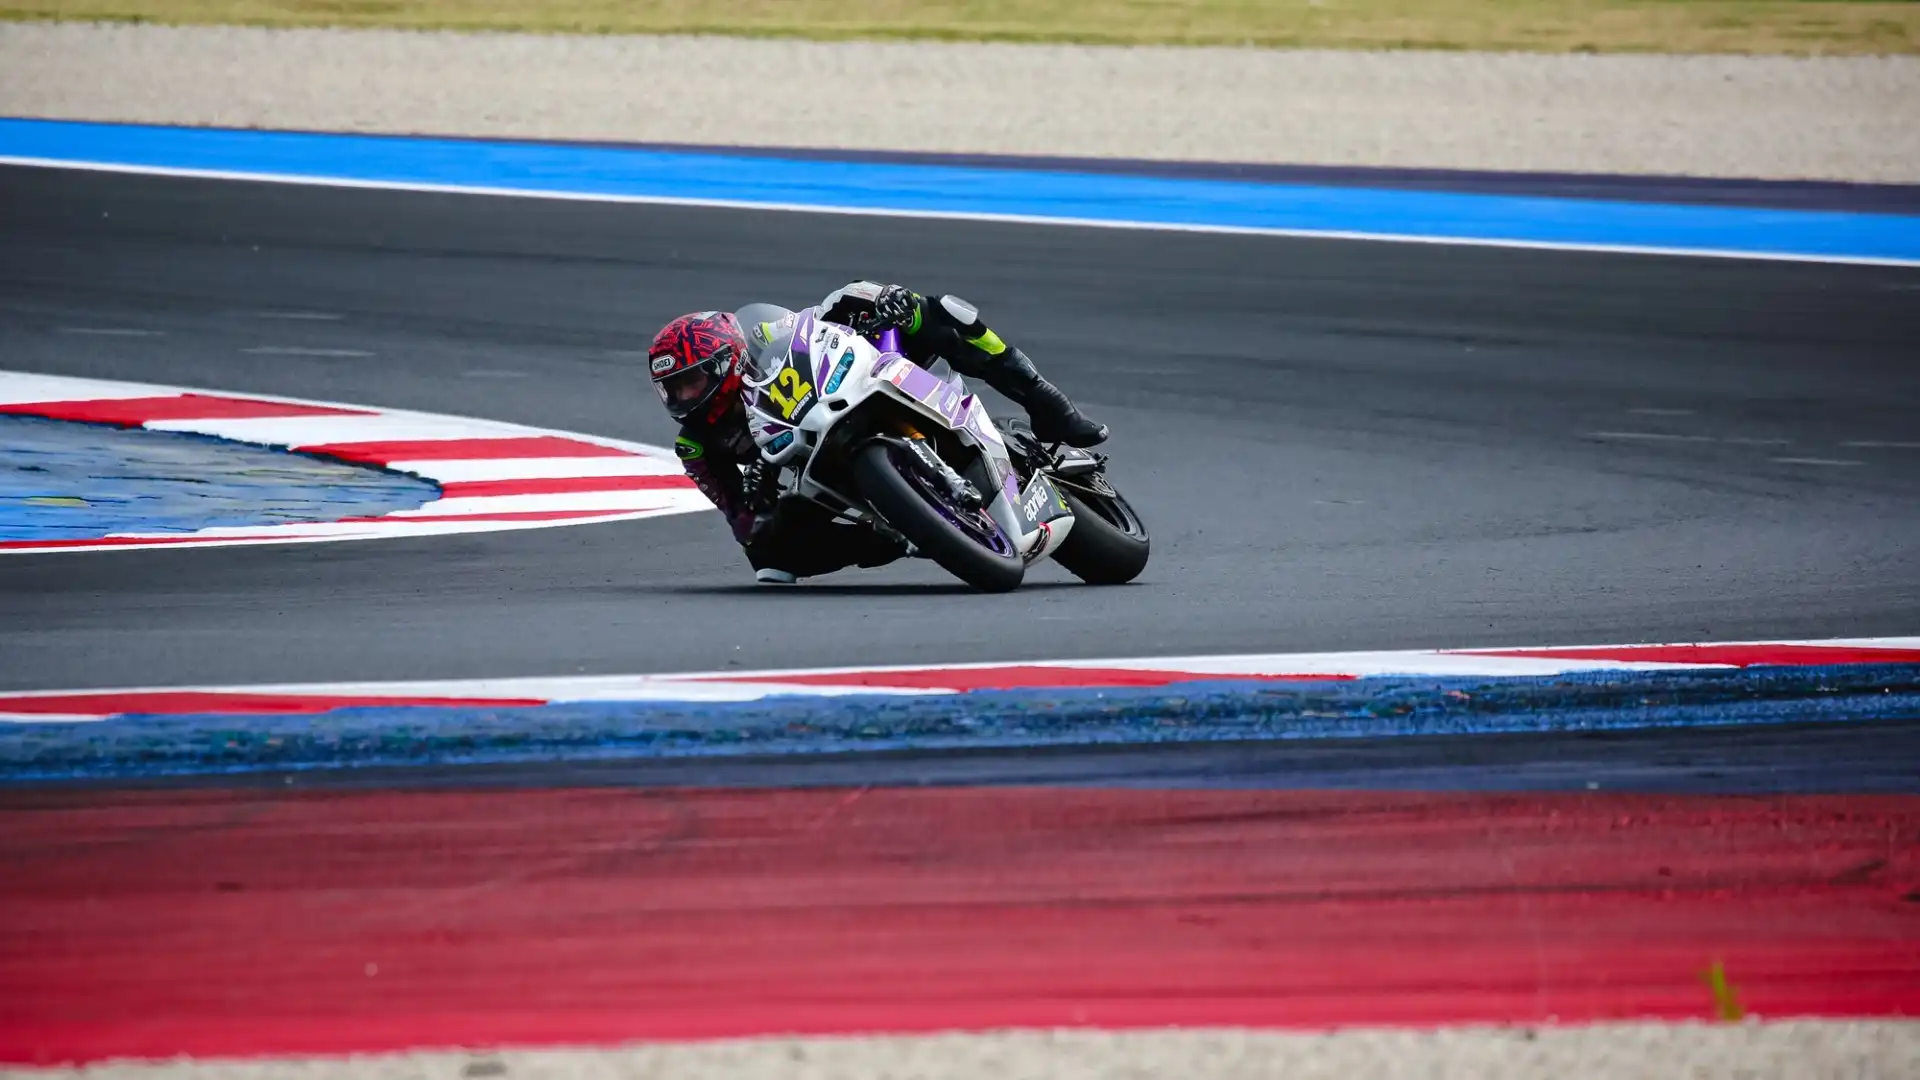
[4, 1, 1918, 55]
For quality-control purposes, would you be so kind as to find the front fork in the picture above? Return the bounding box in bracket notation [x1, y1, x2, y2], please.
[889, 420, 984, 509]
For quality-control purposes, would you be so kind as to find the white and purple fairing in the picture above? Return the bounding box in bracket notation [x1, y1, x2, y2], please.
[741, 314, 1073, 565]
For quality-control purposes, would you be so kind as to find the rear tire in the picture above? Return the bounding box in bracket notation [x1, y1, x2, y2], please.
[1053, 481, 1150, 585]
[852, 441, 1025, 593]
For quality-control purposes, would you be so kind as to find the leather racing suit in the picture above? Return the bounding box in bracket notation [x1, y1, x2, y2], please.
[673, 281, 1099, 580]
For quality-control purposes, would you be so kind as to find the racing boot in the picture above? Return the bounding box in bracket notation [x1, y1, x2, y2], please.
[987, 347, 1109, 448]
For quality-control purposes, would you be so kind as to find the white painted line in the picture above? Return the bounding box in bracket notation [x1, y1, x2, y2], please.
[2, 636, 1915, 717]
[1771, 456, 1863, 466]
[384, 491, 688, 516]
[4, 155, 1916, 269]
[1842, 440, 1920, 449]
[406, 456, 686, 482]
[1719, 437, 1790, 446]
[242, 346, 374, 357]
[144, 413, 527, 445]
[57, 327, 162, 337]
[0, 372, 184, 405]
[1057, 650, 1700, 678]
[256, 311, 343, 321]
[0, 711, 106, 723]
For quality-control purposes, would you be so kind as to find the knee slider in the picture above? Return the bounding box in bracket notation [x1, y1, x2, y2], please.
[938, 294, 982, 331]
[936, 294, 1009, 356]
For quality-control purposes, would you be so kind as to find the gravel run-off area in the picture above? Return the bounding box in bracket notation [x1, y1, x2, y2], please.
[2, 22, 1918, 181]
[8, 1021, 1918, 1080]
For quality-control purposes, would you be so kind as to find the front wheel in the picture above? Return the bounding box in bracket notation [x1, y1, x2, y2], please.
[852, 441, 1025, 593]
[1052, 476, 1150, 585]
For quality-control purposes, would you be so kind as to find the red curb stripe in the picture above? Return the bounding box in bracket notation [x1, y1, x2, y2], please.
[711, 665, 1359, 691]
[0, 394, 370, 425]
[0, 373, 697, 555]
[0, 691, 547, 717]
[2, 787, 1913, 1063]
[302, 436, 639, 464]
[1465, 644, 1920, 667]
[438, 475, 695, 498]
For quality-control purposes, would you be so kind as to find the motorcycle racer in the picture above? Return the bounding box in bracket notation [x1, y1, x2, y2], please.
[815, 282, 1108, 450]
[648, 282, 1107, 583]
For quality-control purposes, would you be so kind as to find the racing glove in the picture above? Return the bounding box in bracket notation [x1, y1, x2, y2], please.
[742, 459, 781, 511]
[864, 284, 921, 333]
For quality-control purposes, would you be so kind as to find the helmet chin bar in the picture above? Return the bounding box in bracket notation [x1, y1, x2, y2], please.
[699, 374, 744, 425]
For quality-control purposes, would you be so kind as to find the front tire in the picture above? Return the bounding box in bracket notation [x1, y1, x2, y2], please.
[852, 441, 1025, 593]
[1053, 479, 1150, 585]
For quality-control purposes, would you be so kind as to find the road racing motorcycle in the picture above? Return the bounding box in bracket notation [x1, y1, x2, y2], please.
[733, 303, 1149, 593]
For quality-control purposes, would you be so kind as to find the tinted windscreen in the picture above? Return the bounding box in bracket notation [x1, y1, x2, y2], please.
[735, 303, 799, 372]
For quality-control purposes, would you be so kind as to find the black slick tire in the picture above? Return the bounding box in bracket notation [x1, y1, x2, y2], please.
[852, 441, 1025, 593]
[1053, 486, 1150, 585]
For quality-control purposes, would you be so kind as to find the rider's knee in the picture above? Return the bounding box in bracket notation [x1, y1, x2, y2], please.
[931, 294, 983, 333]
[926, 294, 1013, 366]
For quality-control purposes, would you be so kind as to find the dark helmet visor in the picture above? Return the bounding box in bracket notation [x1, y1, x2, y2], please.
[655, 362, 723, 418]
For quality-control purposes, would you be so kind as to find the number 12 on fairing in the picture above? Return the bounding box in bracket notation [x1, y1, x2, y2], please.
[766, 365, 814, 420]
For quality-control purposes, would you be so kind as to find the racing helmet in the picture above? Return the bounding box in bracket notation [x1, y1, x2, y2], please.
[648, 311, 749, 423]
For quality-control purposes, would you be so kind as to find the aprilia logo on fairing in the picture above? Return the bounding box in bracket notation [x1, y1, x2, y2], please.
[1022, 481, 1052, 522]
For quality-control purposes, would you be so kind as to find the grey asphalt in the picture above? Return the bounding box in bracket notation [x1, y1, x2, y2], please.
[2, 164, 1918, 693]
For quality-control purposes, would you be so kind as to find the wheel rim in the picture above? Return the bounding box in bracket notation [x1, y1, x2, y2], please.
[890, 445, 1016, 557]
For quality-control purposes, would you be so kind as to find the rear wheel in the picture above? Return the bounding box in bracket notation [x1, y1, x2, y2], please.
[852, 440, 1025, 593]
[1052, 475, 1150, 585]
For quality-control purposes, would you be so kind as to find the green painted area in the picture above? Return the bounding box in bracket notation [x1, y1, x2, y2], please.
[5, 1, 1916, 55]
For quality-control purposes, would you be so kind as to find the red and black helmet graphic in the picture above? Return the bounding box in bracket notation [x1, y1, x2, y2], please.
[649, 311, 748, 423]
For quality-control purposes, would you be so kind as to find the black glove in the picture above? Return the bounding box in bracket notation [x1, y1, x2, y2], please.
[741, 459, 780, 511]
[863, 284, 919, 333]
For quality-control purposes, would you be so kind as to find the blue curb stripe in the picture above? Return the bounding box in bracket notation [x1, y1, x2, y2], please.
[7, 664, 1918, 783]
[4, 118, 1918, 265]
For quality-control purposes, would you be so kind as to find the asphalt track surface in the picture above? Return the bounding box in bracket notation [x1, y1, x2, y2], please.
[6, 163, 1920, 1067]
[2, 164, 1919, 694]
